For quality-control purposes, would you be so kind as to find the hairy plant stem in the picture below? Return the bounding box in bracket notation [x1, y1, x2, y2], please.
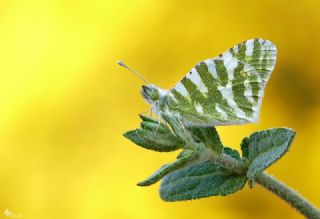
[256, 173, 320, 219]
[210, 152, 320, 219]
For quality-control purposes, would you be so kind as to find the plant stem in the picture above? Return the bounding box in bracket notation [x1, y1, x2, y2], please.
[255, 173, 320, 219]
[210, 152, 320, 219]
[210, 152, 247, 174]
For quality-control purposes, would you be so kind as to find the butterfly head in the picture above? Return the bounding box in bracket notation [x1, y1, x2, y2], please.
[141, 84, 165, 104]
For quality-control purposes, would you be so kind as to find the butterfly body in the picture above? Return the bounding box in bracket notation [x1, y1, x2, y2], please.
[141, 39, 277, 127]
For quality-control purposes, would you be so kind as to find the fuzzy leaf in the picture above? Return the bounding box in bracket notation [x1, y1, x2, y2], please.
[123, 129, 183, 152]
[139, 114, 172, 134]
[240, 137, 250, 158]
[140, 121, 170, 134]
[248, 179, 255, 188]
[223, 147, 241, 160]
[245, 128, 295, 179]
[124, 114, 184, 152]
[188, 127, 223, 154]
[160, 161, 246, 201]
[137, 150, 197, 186]
[139, 114, 159, 123]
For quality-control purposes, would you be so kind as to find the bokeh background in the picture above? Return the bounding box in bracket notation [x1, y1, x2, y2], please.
[0, 0, 320, 218]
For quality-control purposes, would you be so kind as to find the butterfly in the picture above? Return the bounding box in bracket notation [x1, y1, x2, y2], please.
[119, 38, 277, 127]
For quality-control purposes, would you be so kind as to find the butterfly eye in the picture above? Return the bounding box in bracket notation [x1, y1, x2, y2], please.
[150, 91, 160, 101]
[141, 85, 160, 103]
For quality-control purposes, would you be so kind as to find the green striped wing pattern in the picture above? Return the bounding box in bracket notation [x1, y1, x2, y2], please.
[164, 39, 277, 126]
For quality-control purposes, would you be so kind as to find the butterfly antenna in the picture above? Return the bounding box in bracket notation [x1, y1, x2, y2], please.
[117, 60, 150, 84]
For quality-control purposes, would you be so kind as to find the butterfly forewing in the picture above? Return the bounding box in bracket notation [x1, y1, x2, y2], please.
[165, 39, 277, 126]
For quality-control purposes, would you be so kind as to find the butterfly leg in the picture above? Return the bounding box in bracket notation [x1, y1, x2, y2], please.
[174, 117, 203, 150]
[140, 109, 152, 116]
[153, 117, 160, 137]
[153, 105, 162, 137]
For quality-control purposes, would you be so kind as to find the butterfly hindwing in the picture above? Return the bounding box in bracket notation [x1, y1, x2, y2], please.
[165, 39, 277, 126]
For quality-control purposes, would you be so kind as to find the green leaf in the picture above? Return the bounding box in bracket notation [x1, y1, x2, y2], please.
[188, 127, 223, 154]
[248, 179, 255, 188]
[140, 121, 170, 134]
[160, 161, 247, 201]
[245, 128, 296, 179]
[139, 114, 159, 123]
[124, 114, 185, 152]
[223, 147, 241, 160]
[139, 114, 171, 134]
[123, 129, 184, 152]
[240, 137, 250, 158]
[138, 150, 197, 186]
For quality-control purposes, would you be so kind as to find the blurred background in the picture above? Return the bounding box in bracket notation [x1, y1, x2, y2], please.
[0, 0, 320, 218]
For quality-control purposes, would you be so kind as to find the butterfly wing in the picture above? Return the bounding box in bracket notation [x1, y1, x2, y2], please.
[165, 39, 277, 126]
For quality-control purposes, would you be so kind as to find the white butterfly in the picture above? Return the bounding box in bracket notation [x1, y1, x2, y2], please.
[119, 38, 276, 127]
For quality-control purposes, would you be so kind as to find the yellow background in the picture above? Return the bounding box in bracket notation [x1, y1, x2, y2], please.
[0, 0, 319, 218]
